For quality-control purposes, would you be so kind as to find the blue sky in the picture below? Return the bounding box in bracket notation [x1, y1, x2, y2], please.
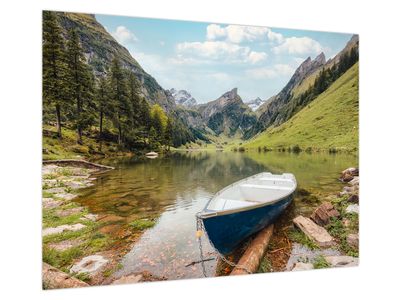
[96, 14, 353, 103]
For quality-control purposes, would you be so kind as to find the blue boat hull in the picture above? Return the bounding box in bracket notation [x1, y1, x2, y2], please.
[201, 195, 293, 255]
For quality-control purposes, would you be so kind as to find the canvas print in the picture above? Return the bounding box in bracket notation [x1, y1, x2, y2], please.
[42, 11, 359, 289]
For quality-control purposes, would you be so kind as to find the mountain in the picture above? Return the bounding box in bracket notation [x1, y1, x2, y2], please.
[243, 62, 359, 151]
[245, 97, 265, 111]
[248, 35, 359, 138]
[56, 12, 177, 113]
[196, 88, 257, 136]
[169, 88, 197, 107]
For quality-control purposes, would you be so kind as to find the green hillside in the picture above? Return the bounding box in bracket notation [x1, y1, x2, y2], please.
[242, 62, 359, 152]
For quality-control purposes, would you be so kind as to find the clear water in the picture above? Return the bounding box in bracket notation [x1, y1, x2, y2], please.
[75, 151, 358, 280]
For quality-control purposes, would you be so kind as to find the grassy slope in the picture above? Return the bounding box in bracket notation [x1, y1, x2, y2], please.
[243, 62, 359, 151]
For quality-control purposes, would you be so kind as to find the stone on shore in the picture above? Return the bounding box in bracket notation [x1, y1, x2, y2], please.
[42, 223, 86, 237]
[291, 262, 314, 271]
[80, 213, 98, 222]
[324, 255, 359, 267]
[55, 207, 84, 217]
[54, 193, 77, 201]
[348, 194, 359, 203]
[112, 274, 143, 285]
[44, 187, 67, 194]
[43, 262, 89, 289]
[70, 255, 109, 275]
[346, 204, 359, 214]
[347, 233, 359, 248]
[340, 167, 359, 182]
[48, 239, 82, 251]
[310, 202, 340, 226]
[349, 176, 359, 186]
[293, 216, 335, 247]
[42, 198, 63, 209]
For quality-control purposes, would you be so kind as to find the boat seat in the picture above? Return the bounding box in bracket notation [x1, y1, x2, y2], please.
[240, 184, 293, 191]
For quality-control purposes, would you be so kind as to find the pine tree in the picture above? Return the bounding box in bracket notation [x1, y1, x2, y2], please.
[96, 76, 109, 139]
[65, 28, 94, 144]
[42, 11, 68, 138]
[108, 57, 129, 145]
[126, 71, 141, 128]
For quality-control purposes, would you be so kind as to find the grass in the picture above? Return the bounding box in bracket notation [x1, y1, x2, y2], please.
[257, 256, 272, 273]
[129, 219, 156, 230]
[242, 63, 359, 152]
[326, 217, 359, 257]
[313, 255, 331, 269]
[288, 228, 319, 250]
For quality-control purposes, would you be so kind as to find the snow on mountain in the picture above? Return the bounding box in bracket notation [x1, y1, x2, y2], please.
[169, 88, 197, 108]
[245, 97, 265, 111]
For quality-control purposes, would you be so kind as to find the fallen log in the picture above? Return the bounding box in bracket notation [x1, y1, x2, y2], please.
[42, 263, 89, 289]
[42, 159, 114, 170]
[230, 225, 274, 276]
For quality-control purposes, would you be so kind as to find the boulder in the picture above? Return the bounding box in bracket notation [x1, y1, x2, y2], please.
[349, 176, 359, 186]
[347, 233, 359, 248]
[324, 255, 358, 267]
[293, 216, 335, 247]
[310, 202, 340, 226]
[70, 255, 109, 275]
[291, 262, 314, 271]
[112, 274, 143, 285]
[346, 204, 359, 214]
[43, 263, 89, 289]
[340, 167, 359, 182]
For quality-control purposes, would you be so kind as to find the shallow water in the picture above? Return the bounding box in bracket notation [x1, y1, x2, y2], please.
[75, 151, 358, 279]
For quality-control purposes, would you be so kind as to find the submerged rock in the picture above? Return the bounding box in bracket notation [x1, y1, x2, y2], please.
[112, 274, 143, 285]
[70, 255, 109, 275]
[310, 202, 340, 226]
[293, 216, 335, 247]
[324, 255, 358, 267]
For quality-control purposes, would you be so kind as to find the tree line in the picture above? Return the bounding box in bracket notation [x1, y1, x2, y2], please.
[43, 11, 174, 151]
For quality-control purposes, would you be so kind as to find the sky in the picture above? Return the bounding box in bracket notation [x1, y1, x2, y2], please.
[96, 14, 353, 103]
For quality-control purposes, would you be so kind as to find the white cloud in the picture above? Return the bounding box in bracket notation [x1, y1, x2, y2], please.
[111, 26, 138, 44]
[272, 37, 322, 55]
[206, 24, 283, 44]
[245, 64, 295, 79]
[176, 41, 267, 64]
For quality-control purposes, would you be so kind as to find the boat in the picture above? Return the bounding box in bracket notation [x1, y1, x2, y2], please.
[145, 151, 158, 158]
[196, 172, 297, 255]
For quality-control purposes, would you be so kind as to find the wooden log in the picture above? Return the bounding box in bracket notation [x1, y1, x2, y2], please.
[42, 159, 114, 170]
[42, 263, 89, 289]
[230, 225, 274, 276]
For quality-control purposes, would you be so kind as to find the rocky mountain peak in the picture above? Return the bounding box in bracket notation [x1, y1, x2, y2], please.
[246, 97, 265, 111]
[314, 52, 326, 65]
[169, 88, 197, 108]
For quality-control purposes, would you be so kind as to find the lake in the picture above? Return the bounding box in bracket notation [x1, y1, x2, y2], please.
[74, 151, 358, 280]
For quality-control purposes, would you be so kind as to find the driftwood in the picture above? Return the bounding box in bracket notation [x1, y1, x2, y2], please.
[42, 263, 89, 289]
[230, 225, 274, 276]
[42, 159, 114, 170]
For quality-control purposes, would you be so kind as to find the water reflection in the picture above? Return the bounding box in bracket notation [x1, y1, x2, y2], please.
[75, 151, 358, 279]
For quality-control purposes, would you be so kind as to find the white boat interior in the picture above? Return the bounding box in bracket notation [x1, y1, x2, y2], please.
[205, 172, 297, 212]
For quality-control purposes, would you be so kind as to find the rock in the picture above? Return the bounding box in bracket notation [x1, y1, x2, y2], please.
[310, 202, 340, 226]
[346, 204, 359, 214]
[42, 223, 86, 236]
[43, 263, 89, 289]
[42, 198, 63, 209]
[349, 176, 359, 186]
[112, 274, 143, 285]
[44, 187, 66, 194]
[48, 239, 82, 251]
[64, 181, 86, 189]
[55, 207, 84, 217]
[80, 213, 98, 222]
[293, 216, 335, 247]
[70, 255, 109, 275]
[348, 194, 359, 203]
[291, 262, 314, 271]
[98, 215, 124, 223]
[347, 233, 359, 248]
[54, 193, 77, 201]
[342, 218, 351, 228]
[343, 185, 358, 193]
[340, 167, 359, 182]
[99, 224, 120, 235]
[324, 255, 359, 267]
